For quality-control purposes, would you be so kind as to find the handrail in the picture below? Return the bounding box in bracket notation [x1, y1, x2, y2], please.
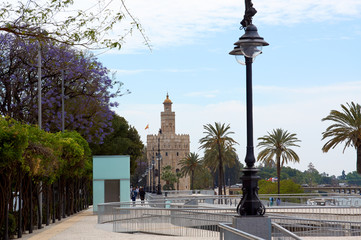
[271, 222, 302, 240]
[218, 222, 265, 240]
[270, 215, 361, 224]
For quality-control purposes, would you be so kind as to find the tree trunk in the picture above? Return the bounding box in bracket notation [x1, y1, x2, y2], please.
[18, 169, 22, 238]
[357, 145, 361, 174]
[223, 181, 226, 198]
[52, 183, 55, 223]
[58, 178, 62, 221]
[46, 184, 49, 226]
[36, 183, 42, 229]
[29, 177, 33, 234]
[191, 170, 194, 190]
[276, 155, 281, 195]
[62, 178, 66, 218]
[218, 143, 223, 198]
[5, 184, 9, 240]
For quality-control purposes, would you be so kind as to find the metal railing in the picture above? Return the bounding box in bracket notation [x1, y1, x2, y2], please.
[219, 223, 265, 240]
[98, 196, 361, 224]
[267, 206, 361, 222]
[219, 222, 302, 240]
[112, 207, 234, 238]
[97, 193, 361, 238]
[110, 207, 306, 239]
[271, 222, 303, 240]
[272, 216, 361, 237]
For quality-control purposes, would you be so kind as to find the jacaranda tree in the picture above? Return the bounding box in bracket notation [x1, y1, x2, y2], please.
[0, 34, 126, 143]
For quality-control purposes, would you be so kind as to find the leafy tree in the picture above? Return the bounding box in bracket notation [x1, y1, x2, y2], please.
[23, 124, 61, 181]
[258, 165, 339, 187]
[0, 117, 28, 237]
[58, 131, 91, 177]
[0, 117, 91, 239]
[0, 117, 28, 169]
[307, 162, 317, 173]
[258, 179, 304, 194]
[0, 34, 123, 143]
[203, 140, 238, 195]
[179, 152, 202, 190]
[346, 171, 361, 186]
[224, 158, 243, 185]
[130, 147, 148, 187]
[340, 170, 347, 180]
[90, 114, 143, 174]
[193, 167, 213, 190]
[0, 0, 149, 49]
[161, 165, 177, 190]
[322, 102, 361, 174]
[212, 158, 243, 187]
[257, 128, 301, 194]
[258, 165, 277, 181]
[199, 122, 238, 196]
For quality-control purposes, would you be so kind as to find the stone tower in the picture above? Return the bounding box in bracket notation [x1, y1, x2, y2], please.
[147, 94, 190, 190]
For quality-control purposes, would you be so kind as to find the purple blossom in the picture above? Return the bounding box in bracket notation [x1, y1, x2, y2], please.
[0, 34, 124, 144]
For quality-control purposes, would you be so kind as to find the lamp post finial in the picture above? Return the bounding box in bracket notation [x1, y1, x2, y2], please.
[241, 0, 257, 28]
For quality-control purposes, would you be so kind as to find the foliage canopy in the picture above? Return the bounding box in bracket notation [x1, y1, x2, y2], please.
[0, 0, 150, 49]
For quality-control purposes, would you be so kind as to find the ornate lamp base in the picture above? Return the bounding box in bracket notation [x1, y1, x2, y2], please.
[237, 167, 265, 216]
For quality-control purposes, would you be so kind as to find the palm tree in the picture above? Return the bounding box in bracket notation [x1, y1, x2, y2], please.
[179, 152, 202, 190]
[203, 145, 237, 195]
[199, 122, 238, 196]
[322, 102, 361, 174]
[257, 128, 301, 194]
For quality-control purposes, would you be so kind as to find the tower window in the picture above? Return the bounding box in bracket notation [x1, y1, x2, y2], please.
[177, 152, 179, 156]
[166, 152, 168, 156]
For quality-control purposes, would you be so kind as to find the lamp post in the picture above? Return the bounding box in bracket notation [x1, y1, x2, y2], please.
[144, 169, 148, 192]
[148, 166, 151, 192]
[229, 0, 268, 216]
[157, 129, 162, 195]
[152, 156, 156, 193]
[176, 169, 180, 191]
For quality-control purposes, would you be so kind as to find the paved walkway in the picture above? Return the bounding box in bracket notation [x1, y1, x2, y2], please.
[20, 206, 207, 240]
[19, 206, 361, 240]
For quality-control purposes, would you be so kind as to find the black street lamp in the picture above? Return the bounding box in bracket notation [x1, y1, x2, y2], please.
[176, 168, 180, 191]
[152, 156, 156, 193]
[230, 0, 269, 216]
[148, 164, 151, 193]
[144, 169, 148, 192]
[157, 129, 162, 195]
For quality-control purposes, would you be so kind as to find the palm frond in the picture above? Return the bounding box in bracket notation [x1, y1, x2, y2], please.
[322, 102, 361, 153]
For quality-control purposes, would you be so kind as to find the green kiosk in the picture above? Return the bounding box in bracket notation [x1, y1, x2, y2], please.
[93, 155, 130, 212]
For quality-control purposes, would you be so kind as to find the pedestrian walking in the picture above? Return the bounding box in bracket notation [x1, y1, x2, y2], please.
[269, 197, 274, 206]
[135, 186, 139, 199]
[139, 187, 145, 206]
[131, 187, 136, 206]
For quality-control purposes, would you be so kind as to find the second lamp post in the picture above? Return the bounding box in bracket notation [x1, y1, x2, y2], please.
[157, 129, 162, 195]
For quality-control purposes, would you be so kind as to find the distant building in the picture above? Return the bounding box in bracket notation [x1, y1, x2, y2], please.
[147, 94, 190, 190]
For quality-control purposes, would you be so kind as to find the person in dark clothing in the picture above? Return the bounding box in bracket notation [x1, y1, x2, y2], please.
[131, 186, 136, 206]
[139, 187, 146, 206]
